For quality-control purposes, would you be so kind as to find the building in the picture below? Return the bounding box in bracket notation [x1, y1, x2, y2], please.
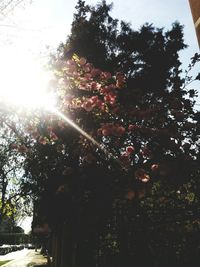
[189, 0, 200, 47]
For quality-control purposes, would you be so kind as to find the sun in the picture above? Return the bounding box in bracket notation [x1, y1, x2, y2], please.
[0, 49, 56, 110]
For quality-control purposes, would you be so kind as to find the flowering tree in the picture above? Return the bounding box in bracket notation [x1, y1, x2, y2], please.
[13, 51, 199, 266]
[56, 0, 200, 188]
[0, 1, 199, 264]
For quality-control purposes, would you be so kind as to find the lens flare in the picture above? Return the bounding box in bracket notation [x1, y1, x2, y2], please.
[0, 49, 124, 169]
[51, 108, 108, 152]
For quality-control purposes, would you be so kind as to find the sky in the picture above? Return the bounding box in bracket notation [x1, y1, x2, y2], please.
[0, 0, 199, 233]
[0, 0, 199, 65]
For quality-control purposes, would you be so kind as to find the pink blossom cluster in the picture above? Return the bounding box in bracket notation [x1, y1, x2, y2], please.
[61, 57, 126, 114]
[69, 96, 104, 112]
[65, 57, 125, 93]
[81, 96, 105, 112]
[98, 123, 125, 137]
[119, 146, 135, 166]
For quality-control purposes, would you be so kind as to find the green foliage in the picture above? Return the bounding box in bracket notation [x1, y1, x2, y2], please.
[0, 233, 29, 245]
[0, 113, 33, 229]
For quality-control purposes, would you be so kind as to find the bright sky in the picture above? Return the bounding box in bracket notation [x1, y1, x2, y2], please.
[0, 0, 199, 232]
[0, 0, 199, 64]
[19, 216, 32, 234]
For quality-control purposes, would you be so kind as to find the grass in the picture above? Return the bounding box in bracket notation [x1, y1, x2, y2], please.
[0, 260, 11, 266]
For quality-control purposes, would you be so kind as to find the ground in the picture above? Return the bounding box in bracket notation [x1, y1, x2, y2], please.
[0, 249, 47, 267]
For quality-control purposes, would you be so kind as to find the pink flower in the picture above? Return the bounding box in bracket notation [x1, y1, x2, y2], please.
[101, 71, 112, 79]
[84, 73, 92, 80]
[83, 64, 91, 73]
[38, 137, 48, 145]
[90, 81, 99, 90]
[102, 128, 112, 136]
[82, 101, 94, 112]
[104, 92, 116, 105]
[99, 103, 106, 111]
[126, 146, 135, 154]
[120, 152, 129, 159]
[90, 96, 99, 104]
[135, 168, 150, 183]
[79, 83, 87, 90]
[79, 57, 87, 65]
[151, 164, 159, 172]
[100, 87, 109, 94]
[66, 59, 75, 66]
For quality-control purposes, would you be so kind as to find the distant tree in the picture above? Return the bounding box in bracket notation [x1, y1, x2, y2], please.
[0, 111, 32, 230]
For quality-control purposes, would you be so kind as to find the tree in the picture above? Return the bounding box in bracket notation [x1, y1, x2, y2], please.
[21, 51, 200, 267]
[0, 128, 20, 222]
[0, 109, 33, 231]
[56, 0, 200, 185]
[43, 1, 200, 265]
[1, 1, 199, 266]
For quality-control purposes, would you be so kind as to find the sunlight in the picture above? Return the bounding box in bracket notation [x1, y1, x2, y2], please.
[50, 108, 125, 167]
[0, 49, 56, 110]
[0, 48, 114, 161]
[52, 108, 107, 151]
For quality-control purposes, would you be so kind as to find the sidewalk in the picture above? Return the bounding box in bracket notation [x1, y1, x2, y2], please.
[0, 249, 30, 261]
[1, 250, 48, 267]
[26, 250, 48, 267]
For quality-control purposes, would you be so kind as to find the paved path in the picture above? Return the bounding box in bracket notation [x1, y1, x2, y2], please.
[1, 249, 47, 267]
[0, 249, 30, 262]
